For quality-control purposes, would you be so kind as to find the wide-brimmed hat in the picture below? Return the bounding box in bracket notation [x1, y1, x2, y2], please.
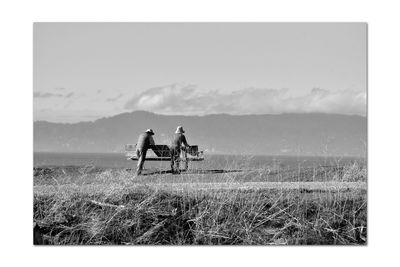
[145, 129, 154, 135]
[175, 126, 185, 134]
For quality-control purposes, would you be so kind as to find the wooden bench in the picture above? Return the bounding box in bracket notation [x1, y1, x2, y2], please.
[125, 144, 204, 164]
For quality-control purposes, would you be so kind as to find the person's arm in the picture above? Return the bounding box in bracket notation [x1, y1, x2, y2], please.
[182, 135, 189, 148]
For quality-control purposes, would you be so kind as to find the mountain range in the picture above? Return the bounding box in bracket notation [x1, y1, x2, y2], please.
[34, 111, 367, 157]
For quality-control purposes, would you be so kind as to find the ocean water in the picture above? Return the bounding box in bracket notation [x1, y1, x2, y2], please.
[33, 152, 365, 171]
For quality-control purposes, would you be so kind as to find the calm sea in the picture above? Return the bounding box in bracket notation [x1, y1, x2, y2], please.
[34, 152, 365, 170]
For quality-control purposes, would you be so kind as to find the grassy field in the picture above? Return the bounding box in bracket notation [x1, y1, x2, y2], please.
[33, 161, 367, 245]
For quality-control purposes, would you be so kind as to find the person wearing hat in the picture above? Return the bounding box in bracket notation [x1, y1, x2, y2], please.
[170, 126, 190, 174]
[135, 129, 155, 175]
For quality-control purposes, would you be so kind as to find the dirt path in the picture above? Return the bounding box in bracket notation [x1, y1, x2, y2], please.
[34, 181, 366, 195]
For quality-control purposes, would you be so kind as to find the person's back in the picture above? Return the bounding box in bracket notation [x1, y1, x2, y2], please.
[171, 133, 189, 149]
[137, 132, 155, 150]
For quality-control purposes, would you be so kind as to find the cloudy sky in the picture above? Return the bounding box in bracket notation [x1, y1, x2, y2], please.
[34, 23, 366, 122]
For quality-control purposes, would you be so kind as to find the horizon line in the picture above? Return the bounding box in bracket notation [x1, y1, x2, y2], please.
[33, 110, 367, 124]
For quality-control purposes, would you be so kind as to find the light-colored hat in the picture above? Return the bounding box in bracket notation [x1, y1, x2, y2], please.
[145, 129, 154, 135]
[175, 126, 185, 134]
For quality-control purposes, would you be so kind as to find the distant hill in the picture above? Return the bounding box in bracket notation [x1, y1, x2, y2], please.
[34, 111, 367, 157]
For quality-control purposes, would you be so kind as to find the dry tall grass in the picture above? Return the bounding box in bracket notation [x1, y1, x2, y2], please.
[33, 162, 367, 245]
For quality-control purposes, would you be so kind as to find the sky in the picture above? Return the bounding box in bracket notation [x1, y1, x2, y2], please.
[34, 23, 367, 123]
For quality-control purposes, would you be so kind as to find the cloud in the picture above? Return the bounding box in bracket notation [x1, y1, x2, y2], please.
[34, 92, 64, 98]
[65, 92, 74, 98]
[124, 83, 366, 116]
[34, 91, 75, 99]
[106, 93, 124, 102]
[54, 87, 66, 91]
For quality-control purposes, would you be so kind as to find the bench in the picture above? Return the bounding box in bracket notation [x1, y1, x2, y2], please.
[125, 144, 204, 163]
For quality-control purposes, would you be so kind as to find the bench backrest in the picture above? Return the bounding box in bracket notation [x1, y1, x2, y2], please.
[152, 145, 171, 157]
[125, 144, 200, 158]
[186, 145, 198, 156]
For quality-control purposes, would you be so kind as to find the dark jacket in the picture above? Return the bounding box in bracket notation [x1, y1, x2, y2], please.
[171, 133, 189, 149]
[136, 133, 155, 150]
